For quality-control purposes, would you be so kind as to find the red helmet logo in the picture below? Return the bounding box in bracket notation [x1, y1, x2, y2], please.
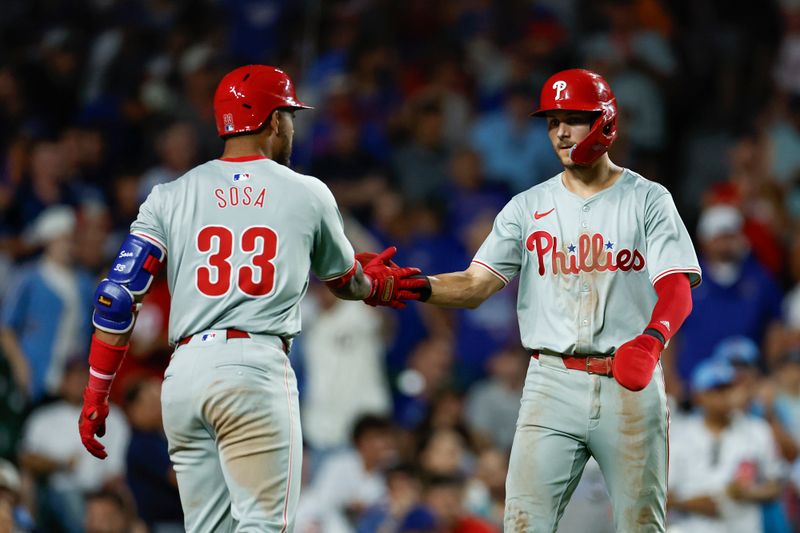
[532, 69, 618, 165]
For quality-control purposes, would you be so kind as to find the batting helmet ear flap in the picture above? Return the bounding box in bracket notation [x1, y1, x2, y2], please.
[569, 100, 618, 166]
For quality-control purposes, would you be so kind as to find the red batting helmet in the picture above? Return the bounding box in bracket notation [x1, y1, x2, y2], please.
[531, 69, 617, 165]
[213, 65, 312, 138]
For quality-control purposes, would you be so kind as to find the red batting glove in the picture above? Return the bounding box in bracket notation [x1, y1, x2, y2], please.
[79, 385, 110, 459]
[359, 247, 428, 309]
[79, 336, 128, 459]
[612, 334, 664, 392]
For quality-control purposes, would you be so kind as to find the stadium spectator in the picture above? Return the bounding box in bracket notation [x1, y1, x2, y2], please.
[464, 348, 527, 451]
[391, 95, 451, 203]
[469, 83, 560, 193]
[3, 139, 78, 246]
[308, 118, 390, 224]
[137, 121, 198, 201]
[83, 488, 142, 533]
[464, 448, 507, 527]
[423, 474, 497, 533]
[394, 338, 456, 429]
[298, 414, 397, 533]
[18, 357, 129, 533]
[0, 458, 34, 532]
[0, 206, 94, 403]
[416, 428, 473, 478]
[300, 284, 391, 451]
[356, 463, 436, 533]
[668, 359, 785, 533]
[664, 205, 783, 399]
[123, 378, 182, 532]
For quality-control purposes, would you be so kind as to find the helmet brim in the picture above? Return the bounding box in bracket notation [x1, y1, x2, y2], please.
[530, 103, 604, 117]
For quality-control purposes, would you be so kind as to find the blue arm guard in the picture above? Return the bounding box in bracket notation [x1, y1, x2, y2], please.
[92, 233, 166, 334]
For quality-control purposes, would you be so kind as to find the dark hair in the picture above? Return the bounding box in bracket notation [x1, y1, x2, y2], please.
[384, 461, 419, 479]
[85, 488, 128, 512]
[422, 473, 465, 491]
[351, 414, 393, 444]
[123, 378, 157, 410]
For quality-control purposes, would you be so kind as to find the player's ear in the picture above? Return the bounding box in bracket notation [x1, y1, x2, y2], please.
[267, 110, 281, 135]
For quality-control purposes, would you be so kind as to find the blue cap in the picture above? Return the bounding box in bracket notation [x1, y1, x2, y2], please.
[692, 359, 736, 393]
[711, 336, 759, 366]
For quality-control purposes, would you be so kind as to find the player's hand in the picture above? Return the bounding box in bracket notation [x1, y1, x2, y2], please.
[79, 386, 110, 459]
[612, 334, 663, 391]
[358, 247, 429, 309]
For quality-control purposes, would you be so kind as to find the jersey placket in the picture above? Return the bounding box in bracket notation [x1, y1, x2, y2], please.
[576, 202, 593, 353]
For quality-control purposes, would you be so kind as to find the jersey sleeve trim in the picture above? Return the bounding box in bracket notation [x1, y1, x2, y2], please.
[651, 267, 702, 288]
[131, 231, 167, 256]
[471, 260, 509, 286]
[317, 260, 358, 282]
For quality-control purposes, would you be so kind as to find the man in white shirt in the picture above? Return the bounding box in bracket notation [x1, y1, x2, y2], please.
[19, 357, 129, 532]
[668, 359, 784, 533]
[300, 285, 391, 451]
[295, 415, 396, 533]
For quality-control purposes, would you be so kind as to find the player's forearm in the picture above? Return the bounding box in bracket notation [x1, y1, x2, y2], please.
[736, 480, 782, 502]
[670, 495, 719, 517]
[18, 452, 70, 476]
[426, 271, 495, 309]
[646, 273, 692, 343]
[327, 266, 372, 301]
[94, 328, 134, 347]
[0, 328, 27, 369]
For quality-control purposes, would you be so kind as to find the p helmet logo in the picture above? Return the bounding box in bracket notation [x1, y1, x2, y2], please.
[553, 80, 567, 100]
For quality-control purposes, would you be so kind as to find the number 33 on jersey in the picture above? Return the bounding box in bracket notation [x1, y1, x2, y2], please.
[129, 155, 357, 346]
[195, 225, 277, 297]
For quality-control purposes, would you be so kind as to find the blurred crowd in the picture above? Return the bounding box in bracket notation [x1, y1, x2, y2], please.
[1, 0, 800, 531]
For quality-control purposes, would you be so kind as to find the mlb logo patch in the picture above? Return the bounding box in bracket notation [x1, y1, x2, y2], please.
[233, 173, 250, 182]
[200, 332, 218, 343]
[223, 113, 234, 132]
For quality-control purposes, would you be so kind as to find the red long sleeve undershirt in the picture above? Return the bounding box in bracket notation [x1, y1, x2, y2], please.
[647, 272, 693, 342]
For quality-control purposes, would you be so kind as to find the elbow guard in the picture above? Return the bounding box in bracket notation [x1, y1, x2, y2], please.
[92, 233, 165, 334]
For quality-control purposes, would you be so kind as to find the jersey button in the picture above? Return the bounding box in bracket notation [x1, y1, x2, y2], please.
[581, 221, 588, 228]
[582, 283, 589, 291]
[582, 319, 589, 325]
[582, 206, 590, 212]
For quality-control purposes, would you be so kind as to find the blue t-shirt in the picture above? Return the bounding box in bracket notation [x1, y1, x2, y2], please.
[1, 262, 94, 401]
[126, 430, 183, 524]
[676, 255, 782, 381]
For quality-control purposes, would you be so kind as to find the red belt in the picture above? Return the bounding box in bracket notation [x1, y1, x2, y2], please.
[531, 352, 614, 377]
[177, 328, 250, 346]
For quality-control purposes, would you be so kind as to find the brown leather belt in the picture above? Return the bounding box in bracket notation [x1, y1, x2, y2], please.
[177, 328, 250, 346]
[531, 352, 614, 377]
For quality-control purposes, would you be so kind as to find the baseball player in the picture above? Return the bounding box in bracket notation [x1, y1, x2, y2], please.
[405, 69, 701, 531]
[77, 65, 426, 532]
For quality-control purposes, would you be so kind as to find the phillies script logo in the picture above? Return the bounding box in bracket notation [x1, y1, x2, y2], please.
[525, 231, 645, 276]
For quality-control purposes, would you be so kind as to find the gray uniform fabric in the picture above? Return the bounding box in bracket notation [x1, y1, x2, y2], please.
[131, 157, 355, 532]
[473, 169, 700, 532]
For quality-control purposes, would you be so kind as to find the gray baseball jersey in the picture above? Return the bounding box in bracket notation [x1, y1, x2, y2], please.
[130, 156, 356, 345]
[473, 168, 701, 355]
[133, 155, 356, 532]
[476, 168, 701, 532]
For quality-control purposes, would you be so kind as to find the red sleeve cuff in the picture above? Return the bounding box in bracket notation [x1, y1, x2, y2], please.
[324, 261, 358, 289]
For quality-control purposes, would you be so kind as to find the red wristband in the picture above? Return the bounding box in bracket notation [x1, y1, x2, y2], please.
[87, 335, 128, 393]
